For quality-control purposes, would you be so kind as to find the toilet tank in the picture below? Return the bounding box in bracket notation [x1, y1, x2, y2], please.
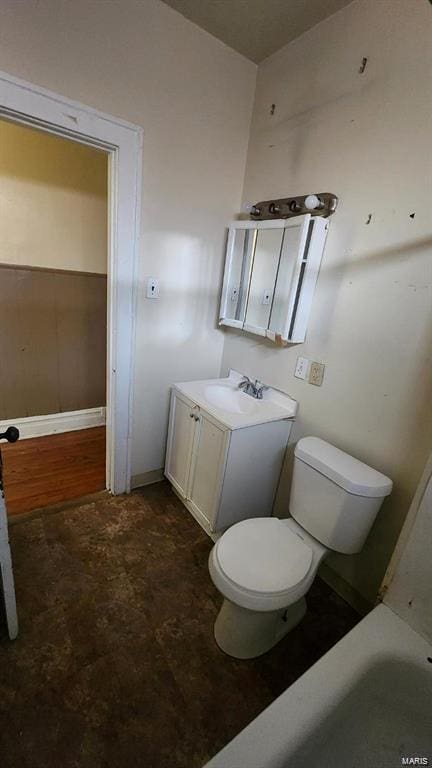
[289, 437, 393, 554]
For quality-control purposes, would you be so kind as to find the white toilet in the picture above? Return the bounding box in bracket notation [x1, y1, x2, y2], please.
[208, 436, 392, 659]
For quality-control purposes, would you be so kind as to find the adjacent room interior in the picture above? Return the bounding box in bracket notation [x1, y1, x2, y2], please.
[0, 119, 108, 514]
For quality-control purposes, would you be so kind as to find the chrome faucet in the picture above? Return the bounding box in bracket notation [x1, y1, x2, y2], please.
[238, 376, 268, 400]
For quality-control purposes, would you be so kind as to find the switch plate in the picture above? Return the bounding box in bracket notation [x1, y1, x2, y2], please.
[262, 288, 272, 305]
[231, 286, 239, 302]
[309, 361, 325, 386]
[294, 356, 309, 380]
[146, 277, 160, 299]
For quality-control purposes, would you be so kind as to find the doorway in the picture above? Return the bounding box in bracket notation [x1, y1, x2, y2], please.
[0, 119, 108, 514]
[0, 69, 142, 504]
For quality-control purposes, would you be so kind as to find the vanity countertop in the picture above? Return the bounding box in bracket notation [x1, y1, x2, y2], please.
[173, 370, 297, 430]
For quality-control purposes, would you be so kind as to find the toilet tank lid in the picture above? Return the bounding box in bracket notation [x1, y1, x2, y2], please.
[295, 437, 393, 498]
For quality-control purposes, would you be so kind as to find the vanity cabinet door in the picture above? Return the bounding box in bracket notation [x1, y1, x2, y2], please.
[188, 411, 229, 530]
[165, 390, 197, 498]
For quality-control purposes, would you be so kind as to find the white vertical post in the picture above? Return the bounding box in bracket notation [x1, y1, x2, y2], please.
[0, 492, 18, 640]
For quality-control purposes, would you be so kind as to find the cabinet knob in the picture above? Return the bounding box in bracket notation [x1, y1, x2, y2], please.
[194, 415, 200, 422]
[189, 412, 194, 418]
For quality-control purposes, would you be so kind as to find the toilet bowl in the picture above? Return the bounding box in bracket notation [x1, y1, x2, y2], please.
[209, 517, 327, 658]
[209, 436, 393, 659]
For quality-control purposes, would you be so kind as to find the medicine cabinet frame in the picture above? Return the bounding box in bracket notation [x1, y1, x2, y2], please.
[219, 215, 329, 344]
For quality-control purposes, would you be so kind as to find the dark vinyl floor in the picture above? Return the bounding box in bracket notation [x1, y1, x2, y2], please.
[0, 481, 359, 768]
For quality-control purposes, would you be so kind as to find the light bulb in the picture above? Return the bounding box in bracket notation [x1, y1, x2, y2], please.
[269, 202, 281, 215]
[243, 201, 261, 216]
[304, 194, 322, 210]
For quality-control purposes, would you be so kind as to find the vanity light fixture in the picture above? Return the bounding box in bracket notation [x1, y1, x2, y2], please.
[248, 192, 338, 220]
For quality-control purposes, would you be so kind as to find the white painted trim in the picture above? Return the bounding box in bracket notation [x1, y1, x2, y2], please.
[131, 468, 164, 489]
[0, 69, 143, 494]
[219, 318, 244, 329]
[0, 408, 106, 440]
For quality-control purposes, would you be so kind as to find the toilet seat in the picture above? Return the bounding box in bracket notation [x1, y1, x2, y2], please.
[210, 518, 316, 612]
[217, 517, 313, 593]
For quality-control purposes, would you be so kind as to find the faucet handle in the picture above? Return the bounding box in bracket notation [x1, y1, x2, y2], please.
[238, 376, 252, 389]
[254, 380, 269, 399]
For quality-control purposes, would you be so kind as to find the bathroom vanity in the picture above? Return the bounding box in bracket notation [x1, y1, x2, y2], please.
[165, 371, 297, 537]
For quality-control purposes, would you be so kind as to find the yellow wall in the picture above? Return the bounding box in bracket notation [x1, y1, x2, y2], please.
[0, 119, 107, 274]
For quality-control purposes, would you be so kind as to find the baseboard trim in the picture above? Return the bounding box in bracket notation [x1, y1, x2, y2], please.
[0, 407, 106, 440]
[319, 562, 372, 616]
[131, 468, 164, 489]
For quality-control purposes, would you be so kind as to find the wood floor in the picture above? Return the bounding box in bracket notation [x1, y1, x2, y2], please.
[2, 426, 106, 515]
[0, 482, 359, 768]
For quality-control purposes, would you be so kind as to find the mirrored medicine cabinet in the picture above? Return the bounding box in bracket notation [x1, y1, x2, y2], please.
[219, 215, 329, 344]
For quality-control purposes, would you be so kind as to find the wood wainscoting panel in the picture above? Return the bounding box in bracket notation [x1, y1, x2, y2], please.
[0, 267, 59, 418]
[2, 426, 106, 515]
[55, 271, 107, 412]
[0, 264, 107, 420]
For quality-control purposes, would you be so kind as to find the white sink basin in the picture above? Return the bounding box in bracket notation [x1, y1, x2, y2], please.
[204, 384, 259, 415]
[174, 371, 297, 430]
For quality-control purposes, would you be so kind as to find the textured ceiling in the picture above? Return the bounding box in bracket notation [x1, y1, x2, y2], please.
[161, 0, 354, 63]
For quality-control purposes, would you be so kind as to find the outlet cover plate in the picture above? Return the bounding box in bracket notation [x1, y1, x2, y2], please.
[294, 356, 309, 380]
[309, 361, 325, 386]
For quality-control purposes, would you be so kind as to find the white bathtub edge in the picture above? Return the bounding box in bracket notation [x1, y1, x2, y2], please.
[203, 604, 432, 768]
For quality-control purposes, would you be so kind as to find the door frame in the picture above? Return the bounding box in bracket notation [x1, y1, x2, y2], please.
[0, 69, 143, 494]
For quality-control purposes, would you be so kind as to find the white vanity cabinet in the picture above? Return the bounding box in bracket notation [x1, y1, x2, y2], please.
[165, 379, 295, 536]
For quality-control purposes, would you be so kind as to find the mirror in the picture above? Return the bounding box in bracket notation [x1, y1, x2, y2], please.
[244, 228, 284, 330]
[219, 216, 328, 343]
[223, 228, 254, 324]
[268, 222, 305, 333]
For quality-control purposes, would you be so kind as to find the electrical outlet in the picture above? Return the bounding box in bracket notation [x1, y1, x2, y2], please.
[146, 277, 160, 299]
[309, 361, 325, 386]
[294, 356, 309, 380]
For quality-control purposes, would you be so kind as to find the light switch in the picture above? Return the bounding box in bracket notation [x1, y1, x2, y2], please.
[294, 356, 309, 380]
[231, 286, 239, 302]
[146, 277, 160, 299]
[262, 289, 272, 305]
[309, 361, 325, 386]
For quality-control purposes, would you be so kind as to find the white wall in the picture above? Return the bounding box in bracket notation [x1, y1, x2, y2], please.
[0, 119, 107, 274]
[221, 0, 432, 605]
[0, 0, 256, 482]
[384, 451, 432, 642]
